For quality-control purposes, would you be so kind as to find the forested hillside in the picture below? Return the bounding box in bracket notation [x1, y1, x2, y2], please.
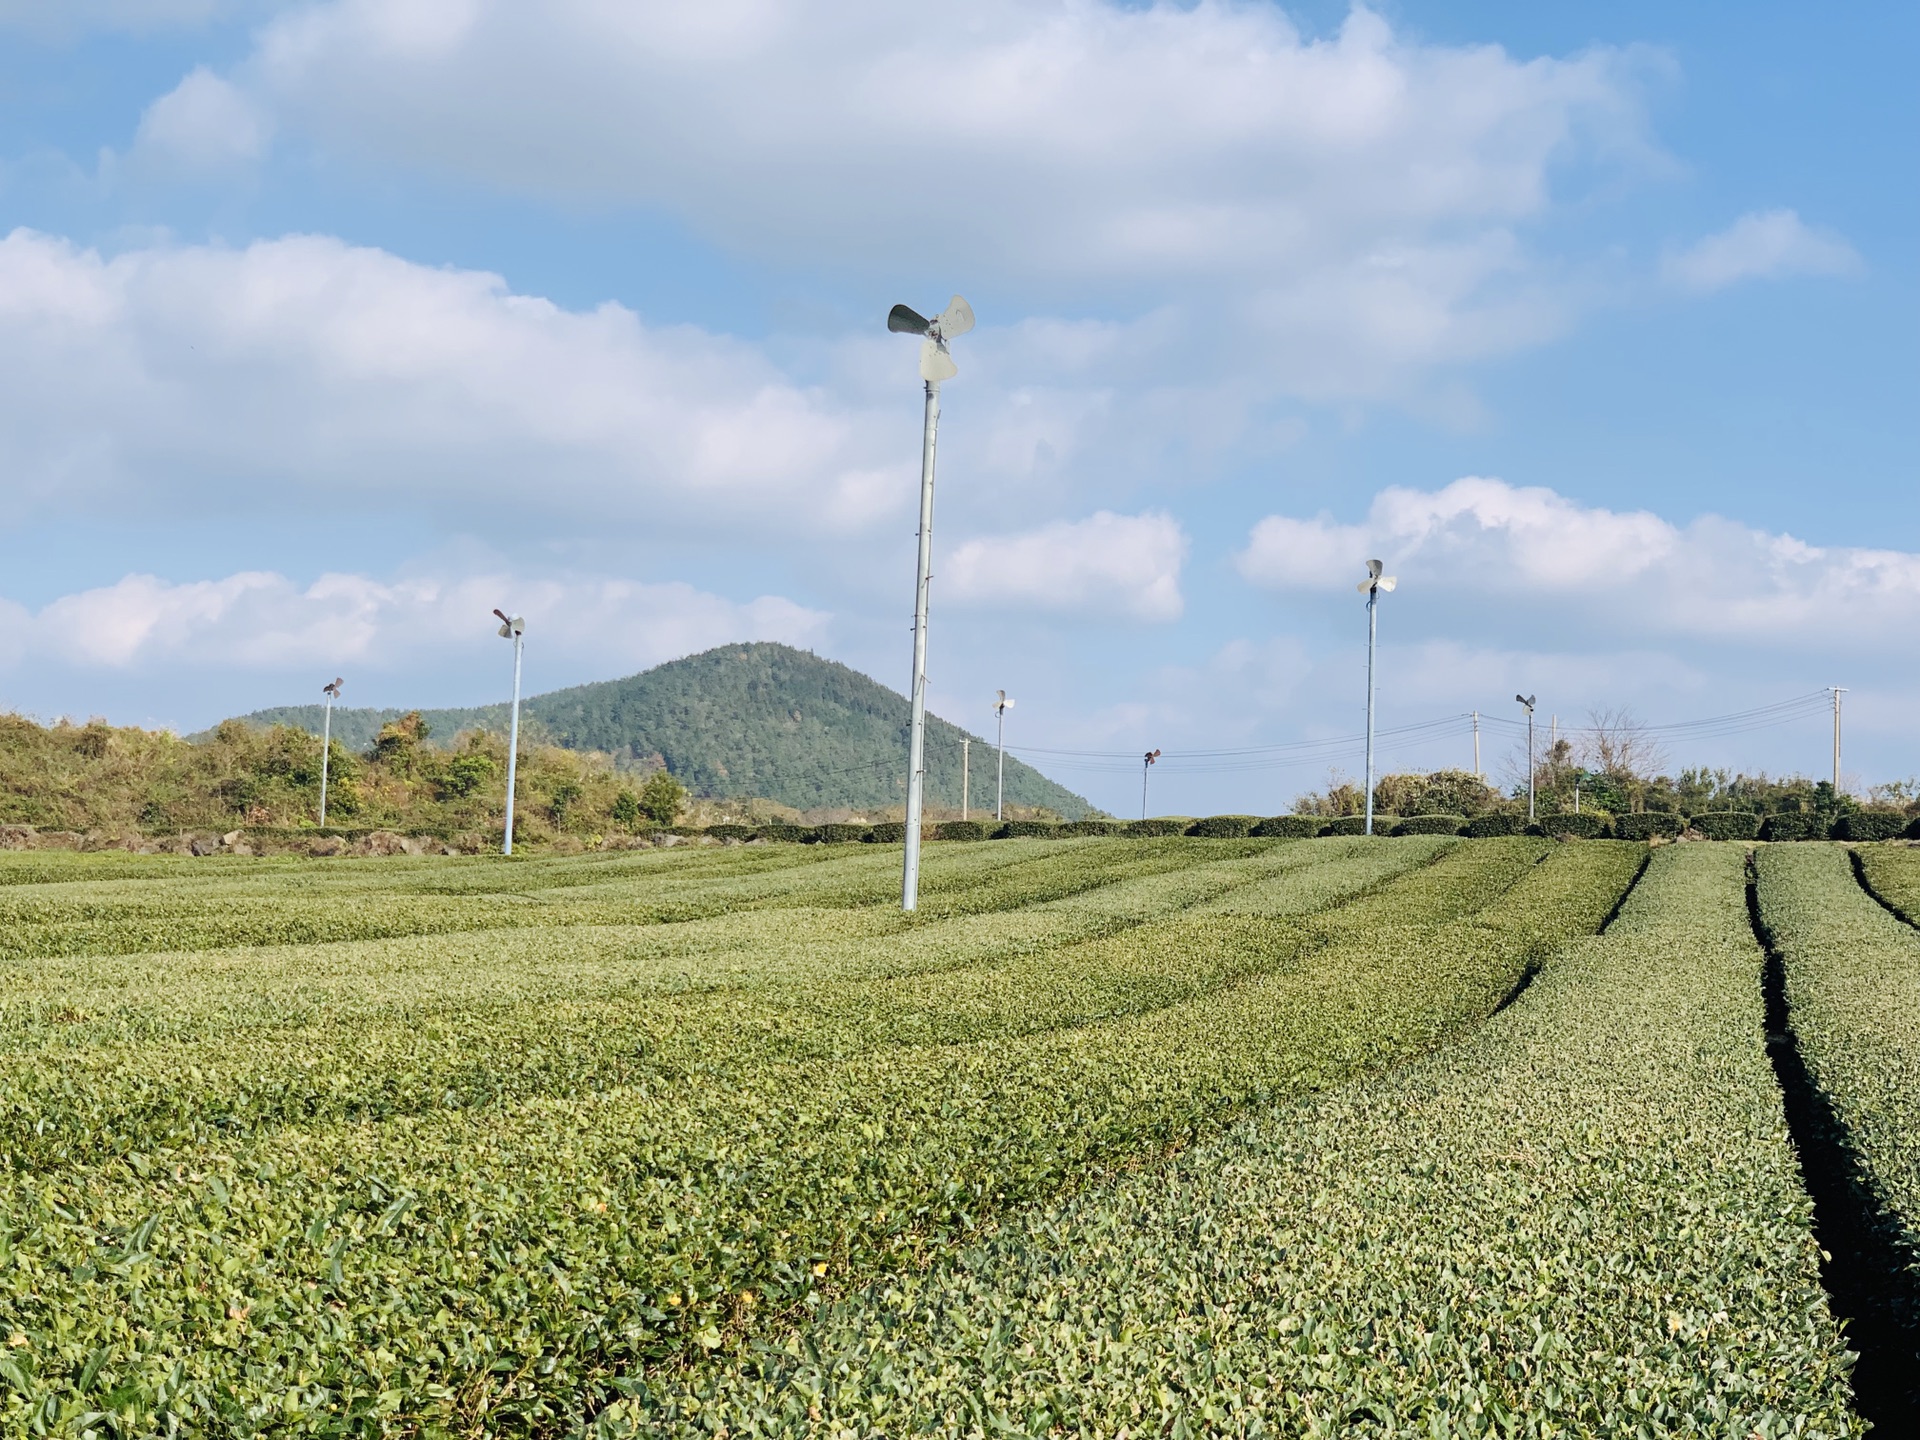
[237, 643, 1090, 818]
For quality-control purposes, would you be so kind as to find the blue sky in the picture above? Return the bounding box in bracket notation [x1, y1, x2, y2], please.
[0, 0, 1912, 817]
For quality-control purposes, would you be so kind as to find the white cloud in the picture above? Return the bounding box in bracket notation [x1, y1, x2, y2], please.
[944, 510, 1188, 622]
[133, 68, 275, 169]
[135, 1, 1663, 401]
[1663, 209, 1862, 293]
[9, 563, 827, 674]
[1237, 476, 1920, 651]
[0, 229, 906, 536]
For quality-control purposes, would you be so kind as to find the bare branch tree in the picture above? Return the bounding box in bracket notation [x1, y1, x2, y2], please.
[1581, 707, 1666, 782]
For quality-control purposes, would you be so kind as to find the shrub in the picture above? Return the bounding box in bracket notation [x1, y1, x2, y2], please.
[753, 823, 807, 843]
[866, 821, 908, 843]
[1063, 819, 1122, 837]
[1613, 812, 1684, 842]
[1391, 814, 1466, 837]
[706, 823, 753, 842]
[610, 791, 644, 830]
[815, 823, 873, 844]
[1320, 815, 1398, 837]
[1126, 819, 1187, 837]
[934, 820, 988, 842]
[994, 820, 1060, 839]
[1691, 811, 1760, 842]
[1541, 813, 1610, 840]
[1186, 815, 1256, 839]
[1835, 810, 1908, 842]
[1464, 813, 1529, 838]
[1762, 812, 1829, 842]
[1251, 815, 1319, 839]
[636, 770, 687, 826]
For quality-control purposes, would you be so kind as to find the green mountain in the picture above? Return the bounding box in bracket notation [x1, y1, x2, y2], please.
[234, 642, 1091, 818]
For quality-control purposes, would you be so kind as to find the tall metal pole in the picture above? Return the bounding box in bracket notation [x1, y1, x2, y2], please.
[1471, 710, 1480, 778]
[503, 631, 523, 856]
[1526, 708, 1536, 822]
[1141, 755, 1150, 820]
[319, 692, 333, 827]
[995, 705, 1007, 821]
[901, 380, 940, 911]
[1363, 588, 1378, 836]
[961, 737, 970, 822]
[1832, 686, 1846, 794]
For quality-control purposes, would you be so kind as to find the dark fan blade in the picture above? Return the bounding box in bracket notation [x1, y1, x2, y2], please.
[887, 304, 930, 335]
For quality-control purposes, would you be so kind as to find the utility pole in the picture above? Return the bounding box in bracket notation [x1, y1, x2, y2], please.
[994, 691, 1014, 821]
[1357, 560, 1395, 836]
[1516, 694, 1537, 823]
[961, 737, 970, 822]
[1471, 710, 1480, 778]
[1142, 749, 1161, 820]
[319, 677, 342, 826]
[1831, 686, 1847, 794]
[493, 611, 525, 856]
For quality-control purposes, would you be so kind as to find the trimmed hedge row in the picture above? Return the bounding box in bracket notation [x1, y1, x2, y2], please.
[1185, 815, 1257, 839]
[1390, 814, 1467, 836]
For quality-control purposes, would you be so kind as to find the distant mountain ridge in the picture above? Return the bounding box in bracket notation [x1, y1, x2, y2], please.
[232, 642, 1091, 818]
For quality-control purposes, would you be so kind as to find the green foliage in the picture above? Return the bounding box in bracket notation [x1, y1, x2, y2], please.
[1463, 812, 1529, 838]
[865, 821, 907, 843]
[1125, 818, 1186, 837]
[644, 845, 1857, 1436]
[1250, 814, 1318, 838]
[1391, 813, 1467, 836]
[369, 710, 432, 774]
[1062, 819, 1122, 837]
[932, 820, 987, 842]
[1691, 810, 1760, 841]
[636, 769, 688, 826]
[813, 822, 872, 843]
[434, 748, 497, 800]
[1321, 814, 1397, 836]
[1834, 809, 1907, 841]
[1540, 812, 1610, 839]
[705, 824, 753, 842]
[1759, 844, 1920, 1337]
[0, 835, 1652, 1433]
[1371, 769, 1502, 817]
[1614, 812, 1685, 841]
[610, 789, 644, 830]
[993, 819, 1060, 839]
[1762, 811, 1830, 841]
[1184, 815, 1256, 838]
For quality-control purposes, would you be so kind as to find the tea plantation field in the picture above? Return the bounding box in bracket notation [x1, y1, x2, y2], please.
[0, 835, 1909, 1436]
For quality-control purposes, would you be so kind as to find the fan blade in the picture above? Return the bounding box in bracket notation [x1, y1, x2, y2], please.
[1367, 558, 1384, 579]
[1357, 579, 1372, 593]
[937, 295, 974, 338]
[920, 337, 958, 383]
[1378, 577, 1397, 592]
[888, 304, 930, 335]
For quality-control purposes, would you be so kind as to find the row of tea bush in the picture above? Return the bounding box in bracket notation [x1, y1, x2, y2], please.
[703, 809, 1918, 844]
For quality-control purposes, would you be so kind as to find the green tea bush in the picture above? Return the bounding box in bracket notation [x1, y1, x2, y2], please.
[752, 822, 807, 843]
[1690, 810, 1760, 841]
[1391, 813, 1466, 836]
[1834, 809, 1907, 842]
[1250, 815, 1318, 838]
[932, 819, 987, 841]
[1614, 812, 1684, 841]
[1761, 812, 1828, 841]
[643, 846, 1856, 1437]
[704, 823, 753, 841]
[813, 822, 873, 844]
[1126, 818, 1185, 837]
[1062, 819, 1121, 837]
[1464, 812, 1528, 837]
[1540, 812, 1610, 839]
[1320, 814, 1397, 836]
[865, 821, 907, 843]
[993, 819, 1059, 839]
[1184, 815, 1256, 838]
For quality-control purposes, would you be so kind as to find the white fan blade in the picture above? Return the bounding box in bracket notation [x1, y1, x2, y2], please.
[1378, 577, 1397, 592]
[920, 337, 958, 384]
[1356, 579, 1372, 593]
[937, 295, 974, 338]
